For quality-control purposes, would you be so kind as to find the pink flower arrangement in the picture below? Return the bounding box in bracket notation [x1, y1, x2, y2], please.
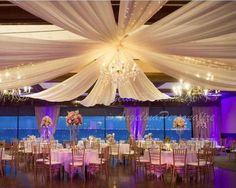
[173, 117, 186, 129]
[66, 110, 83, 126]
[41, 116, 52, 127]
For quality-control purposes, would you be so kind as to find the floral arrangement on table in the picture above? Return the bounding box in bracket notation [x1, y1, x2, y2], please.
[40, 116, 52, 127]
[66, 110, 83, 126]
[173, 117, 186, 129]
[106, 133, 115, 145]
[26, 135, 37, 141]
[164, 137, 171, 143]
[144, 133, 153, 140]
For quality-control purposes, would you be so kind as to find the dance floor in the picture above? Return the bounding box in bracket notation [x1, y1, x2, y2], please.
[0, 157, 236, 188]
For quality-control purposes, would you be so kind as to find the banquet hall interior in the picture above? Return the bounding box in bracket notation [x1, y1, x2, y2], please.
[0, 0, 236, 188]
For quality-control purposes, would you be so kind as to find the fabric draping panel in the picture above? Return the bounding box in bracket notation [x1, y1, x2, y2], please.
[0, 35, 102, 67]
[192, 106, 221, 144]
[35, 105, 60, 134]
[79, 75, 117, 106]
[11, 0, 117, 42]
[126, 1, 236, 58]
[28, 61, 101, 102]
[0, 48, 105, 90]
[126, 46, 236, 91]
[119, 70, 170, 101]
[124, 107, 149, 139]
[118, 0, 167, 36]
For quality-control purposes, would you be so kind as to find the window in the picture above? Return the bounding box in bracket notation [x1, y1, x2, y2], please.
[105, 116, 128, 141]
[0, 116, 17, 142]
[19, 116, 39, 139]
[145, 116, 164, 140]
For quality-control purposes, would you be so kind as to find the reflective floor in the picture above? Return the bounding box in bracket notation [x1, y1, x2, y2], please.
[0, 161, 236, 188]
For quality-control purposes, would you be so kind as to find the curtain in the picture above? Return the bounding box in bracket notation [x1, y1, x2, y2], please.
[35, 105, 60, 134]
[124, 107, 149, 139]
[192, 106, 221, 144]
[0, 1, 235, 106]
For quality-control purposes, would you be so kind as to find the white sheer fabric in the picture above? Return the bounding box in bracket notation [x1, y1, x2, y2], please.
[118, 0, 167, 36]
[11, 0, 117, 42]
[0, 1, 235, 106]
[0, 35, 102, 67]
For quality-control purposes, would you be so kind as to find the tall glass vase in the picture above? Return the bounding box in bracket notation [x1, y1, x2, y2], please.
[176, 129, 183, 142]
[70, 125, 78, 146]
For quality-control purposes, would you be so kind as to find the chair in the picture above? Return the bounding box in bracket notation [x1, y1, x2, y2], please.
[228, 140, 236, 160]
[122, 144, 134, 166]
[134, 146, 149, 175]
[109, 144, 120, 166]
[32, 143, 46, 179]
[2, 143, 19, 174]
[0, 147, 4, 176]
[205, 148, 215, 180]
[171, 148, 187, 183]
[69, 147, 85, 181]
[187, 149, 208, 182]
[149, 148, 167, 180]
[88, 146, 110, 178]
[91, 140, 100, 150]
[42, 145, 62, 181]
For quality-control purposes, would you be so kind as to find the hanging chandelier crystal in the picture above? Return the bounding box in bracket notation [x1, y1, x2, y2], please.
[172, 79, 221, 102]
[100, 48, 139, 86]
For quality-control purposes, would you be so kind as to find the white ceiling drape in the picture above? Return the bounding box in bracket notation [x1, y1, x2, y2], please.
[0, 0, 235, 105]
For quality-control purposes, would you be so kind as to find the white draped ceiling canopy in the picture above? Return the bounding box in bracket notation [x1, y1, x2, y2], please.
[0, 0, 235, 106]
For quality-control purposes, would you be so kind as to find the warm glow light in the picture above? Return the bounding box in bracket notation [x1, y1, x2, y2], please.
[184, 82, 190, 90]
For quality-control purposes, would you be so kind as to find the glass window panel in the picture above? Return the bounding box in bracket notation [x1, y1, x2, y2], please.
[80, 116, 105, 139]
[54, 116, 70, 142]
[19, 116, 39, 139]
[165, 115, 192, 142]
[0, 116, 17, 142]
[145, 116, 164, 140]
[105, 116, 129, 141]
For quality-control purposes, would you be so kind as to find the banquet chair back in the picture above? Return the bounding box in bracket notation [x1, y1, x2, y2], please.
[69, 147, 85, 181]
[171, 148, 187, 183]
[71, 147, 85, 167]
[42, 145, 50, 164]
[92, 141, 100, 150]
[203, 142, 212, 149]
[0, 147, 4, 176]
[173, 148, 187, 165]
[84, 140, 91, 149]
[149, 148, 162, 165]
[42, 144, 62, 181]
[109, 144, 119, 155]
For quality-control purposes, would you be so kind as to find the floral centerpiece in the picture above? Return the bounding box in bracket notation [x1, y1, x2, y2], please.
[41, 116, 52, 127]
[106, 133, 115, 145]
[173, 116, 186, 141]
[144, 133, 153, 141]
[66, 111, 83, 144]
[66, 110, 83, 126]
[40, 116, 52, 140]
[173, 117, 186, 129]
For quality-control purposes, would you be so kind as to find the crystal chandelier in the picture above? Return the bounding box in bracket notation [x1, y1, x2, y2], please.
[172, 79, 220, 102]
[100, 49, 139, 86]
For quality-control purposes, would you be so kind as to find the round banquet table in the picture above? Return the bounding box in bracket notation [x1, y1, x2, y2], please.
[51, 148, 100, 173]
[143, 150, 198, 164]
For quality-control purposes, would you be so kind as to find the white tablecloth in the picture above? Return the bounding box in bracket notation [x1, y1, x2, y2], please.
[51, 148, 100, 172]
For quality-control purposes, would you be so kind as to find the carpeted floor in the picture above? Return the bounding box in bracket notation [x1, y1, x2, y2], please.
[214, 154, 236, 172]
